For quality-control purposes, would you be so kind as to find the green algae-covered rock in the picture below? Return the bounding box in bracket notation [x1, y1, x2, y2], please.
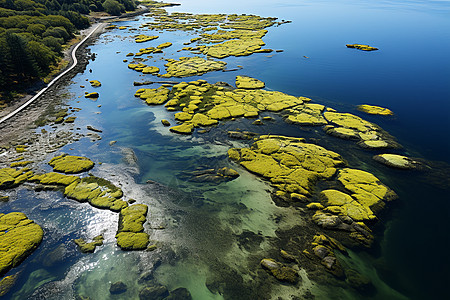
[286, 103, 328, 126]
[346, 44, 378, 51]
[74, 235, 104, 253]
[337, 168, 397, 213]
[64, 176, 127, 212]
[116, 204, 149, 250]
[235, 76, 265, 89]
[229, 135, 345, 197]
[169, 123, 194, 135]
[260, 258, 298, 283]
[159, 56, 227, 78]
[29, 172, 79, 186]
[357, 104, 393, 116]
[319, 189, 376, 222]
[49, 154, 94, 174]
[323, 111, 399, 149]
[0, 168, 24, 189]
[135, 86, 170, 105]
[116, 232, 149, 251]
[0, 212, 44, 276]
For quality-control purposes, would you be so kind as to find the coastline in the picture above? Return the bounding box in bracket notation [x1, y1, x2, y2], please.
[0, 6, 150, 150]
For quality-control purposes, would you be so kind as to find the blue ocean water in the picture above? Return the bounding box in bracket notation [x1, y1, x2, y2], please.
[1, 1, 449, 299]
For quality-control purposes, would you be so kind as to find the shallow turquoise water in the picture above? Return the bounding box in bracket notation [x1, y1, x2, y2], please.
[1, 1, 450, 299]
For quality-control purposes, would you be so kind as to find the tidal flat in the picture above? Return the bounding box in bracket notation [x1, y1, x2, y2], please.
[1, 0, 450, 299]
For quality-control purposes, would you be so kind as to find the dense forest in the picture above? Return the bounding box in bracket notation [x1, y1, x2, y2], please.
[0, 0, 137, 100]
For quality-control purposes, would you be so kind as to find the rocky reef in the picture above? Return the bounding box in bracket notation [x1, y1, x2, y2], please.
[228, 135, 397, 249]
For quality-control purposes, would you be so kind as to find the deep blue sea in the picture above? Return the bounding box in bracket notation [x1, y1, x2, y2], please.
[1, 1, 449, 299]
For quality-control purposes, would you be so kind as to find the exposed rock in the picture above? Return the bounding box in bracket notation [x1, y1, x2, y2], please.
[373, 154, 422, 170]
[346, 44, 378, 51]
[84, 92, 99, 99]
[260, 258, 299, 283]
[323, 112, 400, 149]
[0, 212, 44, 276]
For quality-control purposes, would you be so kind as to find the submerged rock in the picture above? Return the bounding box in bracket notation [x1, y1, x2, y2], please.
[260, 258, 299, 283]
[0, 212, 44, 276]
[139, 285, 169, 300]
[0, 274, 18, 297]
[166, 287, 192, 300]
[110, 281, 127, 294]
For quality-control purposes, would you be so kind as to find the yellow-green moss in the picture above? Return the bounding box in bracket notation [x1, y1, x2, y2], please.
[29, 172, 80, 186]
[0, 168, 27, 189]
[135, 35, 159, 43]
[0, 212, 44, 276]
[49, 154, 94, 174]
[337, 168, 397, 212]
[10, 161, 32, 168]
[346, 44, 378, 51]
[235, 76, 265, 89]
[74, 235, 104, 253]
[159, 56, 227, 78]
[135, 86, 170, 105]
[116, 204, 149, 250]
